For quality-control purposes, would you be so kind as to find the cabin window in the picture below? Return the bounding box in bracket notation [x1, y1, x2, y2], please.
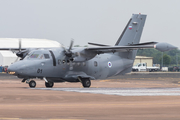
[94, 61, 98, 67]
[83, 62, 86, 66]
[62, 60, 66, 64]
[77, 62, 80, 66]
[67, 60, 70, 63]
[39, 54, 44, 59]
[58, 59, 61, 65]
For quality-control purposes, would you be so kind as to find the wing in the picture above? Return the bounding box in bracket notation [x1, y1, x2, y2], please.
[88, 41, 157, 47]
[70, 42, 177, 62]
[85, 42, 176, 53]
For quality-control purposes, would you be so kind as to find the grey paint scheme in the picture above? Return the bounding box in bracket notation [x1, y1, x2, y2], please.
[7, 14, 177, 84]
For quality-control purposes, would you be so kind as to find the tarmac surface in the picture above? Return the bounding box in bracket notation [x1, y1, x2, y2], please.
[0, 72, 180, 120]
[36, 87, 180, 96]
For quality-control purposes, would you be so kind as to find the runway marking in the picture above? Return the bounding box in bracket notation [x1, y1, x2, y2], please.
[34, 87, 180, 96]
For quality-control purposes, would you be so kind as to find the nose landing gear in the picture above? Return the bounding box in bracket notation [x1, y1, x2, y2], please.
[29, 80, 36, 88]
[22, 79, 36, 88]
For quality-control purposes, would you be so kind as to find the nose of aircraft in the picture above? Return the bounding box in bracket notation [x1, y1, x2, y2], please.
[7, 61, 25, 75]
[7, 64, 17, 75]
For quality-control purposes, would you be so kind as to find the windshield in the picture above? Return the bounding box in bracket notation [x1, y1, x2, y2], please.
[24, 51, 50, 60]
[30, 54, 39, 58]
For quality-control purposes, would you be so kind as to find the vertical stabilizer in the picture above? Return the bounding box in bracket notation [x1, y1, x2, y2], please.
[115, 14, 146, 46]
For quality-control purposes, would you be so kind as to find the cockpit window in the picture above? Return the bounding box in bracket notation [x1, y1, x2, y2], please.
[39, 54, 44, 59]
[44, 54, 50, 59]
[24, 51, 51, 60]
[30, 54, 39, 58]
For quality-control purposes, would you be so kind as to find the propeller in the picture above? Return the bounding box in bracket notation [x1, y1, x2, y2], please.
[62, 39, 74, 60]
[16, 39, 28, 60]
[16, 39, 23, 57]
[19, 39, 21, 52]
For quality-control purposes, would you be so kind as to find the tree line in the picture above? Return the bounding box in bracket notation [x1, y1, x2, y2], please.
[137, 48, 180, 66]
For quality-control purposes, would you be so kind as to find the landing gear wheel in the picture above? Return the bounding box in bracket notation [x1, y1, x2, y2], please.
[29, 80, 36, 88]
[82, 79, 91, 88]
[45, 82, 54, 88]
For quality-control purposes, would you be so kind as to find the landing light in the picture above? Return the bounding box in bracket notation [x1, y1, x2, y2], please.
[8, 72, 15, 75]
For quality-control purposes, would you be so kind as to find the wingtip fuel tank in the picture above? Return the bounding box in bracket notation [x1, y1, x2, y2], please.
[154, 42, 177, 52]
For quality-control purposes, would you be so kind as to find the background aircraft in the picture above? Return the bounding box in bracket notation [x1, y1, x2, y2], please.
[3, 14, 176, 88]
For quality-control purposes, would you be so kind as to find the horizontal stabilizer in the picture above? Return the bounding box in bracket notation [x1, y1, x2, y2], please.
[88, 42, 109, 46]
[0, 48, 26, 50]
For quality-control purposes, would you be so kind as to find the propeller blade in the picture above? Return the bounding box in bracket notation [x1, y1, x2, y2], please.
[68, 39, 74, 52]
[19, 39, 22, 52]
[61, 44, 68, 53]
[62, 39, 74, 58]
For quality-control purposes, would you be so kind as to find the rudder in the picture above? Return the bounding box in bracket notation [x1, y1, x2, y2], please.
[115, 14, 147, 46]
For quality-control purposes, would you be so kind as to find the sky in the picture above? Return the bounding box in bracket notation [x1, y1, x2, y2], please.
[0, 0, 179, 48]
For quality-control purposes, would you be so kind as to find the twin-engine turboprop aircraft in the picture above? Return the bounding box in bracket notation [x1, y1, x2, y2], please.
[2, 14, 176, 88]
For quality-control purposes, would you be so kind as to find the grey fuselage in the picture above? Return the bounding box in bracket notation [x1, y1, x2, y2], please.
[8, 14, 146, 83]
[8, 47, 135, 82]
[6, 14, 177, 84]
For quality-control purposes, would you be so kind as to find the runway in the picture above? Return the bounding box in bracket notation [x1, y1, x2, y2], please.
[35, 87, 180, 96]
[1, 72, 180, 120]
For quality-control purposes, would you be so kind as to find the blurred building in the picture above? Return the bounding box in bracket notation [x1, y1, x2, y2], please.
[133, 56, 153, 67]
[0, 38, 61, 66]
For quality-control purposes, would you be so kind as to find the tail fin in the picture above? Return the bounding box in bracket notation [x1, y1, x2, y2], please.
[115, 14, 146, 46]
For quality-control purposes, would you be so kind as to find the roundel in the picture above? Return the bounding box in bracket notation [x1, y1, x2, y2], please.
[108, 61, 112, 68]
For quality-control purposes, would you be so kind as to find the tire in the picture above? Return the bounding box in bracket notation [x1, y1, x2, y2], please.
[29, 80, 36, 88]
[45, 82, 54, 88]
[82, 79, 91, 88]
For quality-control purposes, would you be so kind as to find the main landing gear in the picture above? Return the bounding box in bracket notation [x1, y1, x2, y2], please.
[45, 81, 54, 88]
[43, 77, 54, 88]
[78, 77, 91, 88]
